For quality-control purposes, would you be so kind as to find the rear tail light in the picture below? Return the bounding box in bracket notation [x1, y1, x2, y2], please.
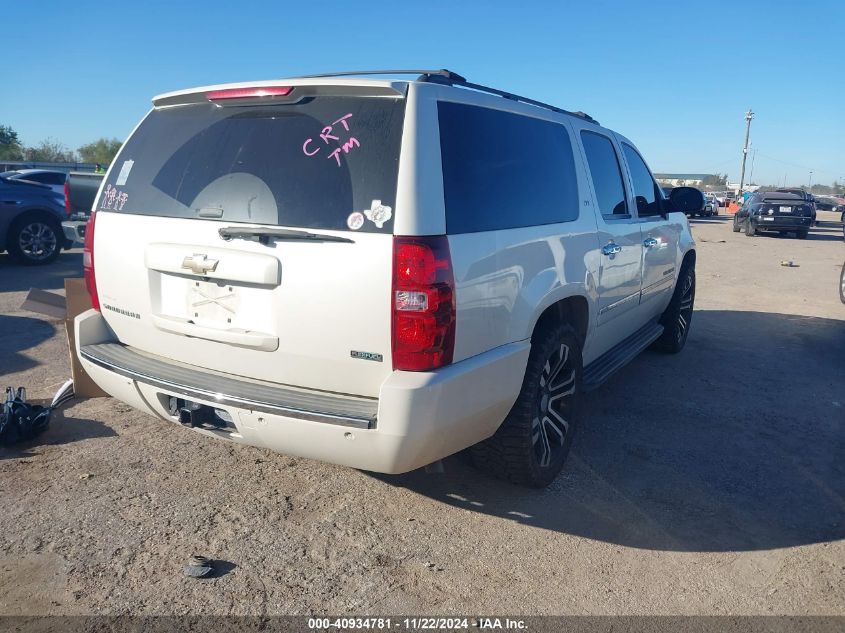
[206, 86, 293, 101]
[63, 180, 71, 217]
[83, 212, 100, 311]
[392, 236, 456, 371]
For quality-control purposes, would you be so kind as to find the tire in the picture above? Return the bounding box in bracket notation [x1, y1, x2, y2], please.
[712, 207, 718, 216]
[745, 219, 756, 236]
[797, 230, 808, 239]
[732, 217, 741, 232]
[839, 263, 845, 305]
[6, 214, 61, 265]
[652, 263, 695, 354]
[470, 323, 582, 488]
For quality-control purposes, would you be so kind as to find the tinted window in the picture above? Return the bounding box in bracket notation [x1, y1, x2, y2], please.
[438, 102, 579, 234]
[99, 97, 405, 233]
[580, 131, 628, 216]
[40, 172, 66, 185]
[622, 143, 662, 216]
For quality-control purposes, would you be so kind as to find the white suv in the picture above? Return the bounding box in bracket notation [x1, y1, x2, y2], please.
[76, 70, 699, 487]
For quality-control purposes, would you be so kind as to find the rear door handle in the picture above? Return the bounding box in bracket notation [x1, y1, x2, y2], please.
[643, 238, 658, 248]
[602, 243, 622, 256]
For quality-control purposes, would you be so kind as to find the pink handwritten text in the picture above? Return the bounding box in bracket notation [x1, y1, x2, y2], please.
[301, 113, 360, 166]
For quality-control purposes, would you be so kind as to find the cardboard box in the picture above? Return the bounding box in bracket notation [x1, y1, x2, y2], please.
[21, 279, 107, 398]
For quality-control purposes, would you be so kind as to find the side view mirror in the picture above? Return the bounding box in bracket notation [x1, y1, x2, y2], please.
[668, 186, 705, 215]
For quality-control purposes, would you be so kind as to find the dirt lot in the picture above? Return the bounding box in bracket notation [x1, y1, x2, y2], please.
[1, 211, 843, 616]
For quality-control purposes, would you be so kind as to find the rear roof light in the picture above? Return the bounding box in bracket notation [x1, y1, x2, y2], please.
[83, 212, 100, 311]
[392, 236, 455, 371]
[206, 86, 293, 101]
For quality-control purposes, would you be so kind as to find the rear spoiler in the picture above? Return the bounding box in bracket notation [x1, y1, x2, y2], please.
[153, 81, 406, 108]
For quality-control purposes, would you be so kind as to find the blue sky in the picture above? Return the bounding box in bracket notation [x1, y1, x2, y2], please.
[2, 0, 843, 186]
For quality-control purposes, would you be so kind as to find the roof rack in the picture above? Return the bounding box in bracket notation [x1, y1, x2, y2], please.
[293, 69, 598, 125]
[421, 73, 598, 124]
[294, 69, 467, 82]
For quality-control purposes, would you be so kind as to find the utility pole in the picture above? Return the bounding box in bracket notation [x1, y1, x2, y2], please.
[808, 171, 813, 189]
[738, 108, 754, 195]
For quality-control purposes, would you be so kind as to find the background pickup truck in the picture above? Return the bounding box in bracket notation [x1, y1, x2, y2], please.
[62, 171, 104, 244]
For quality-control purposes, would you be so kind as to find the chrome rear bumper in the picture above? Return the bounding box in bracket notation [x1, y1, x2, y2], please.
[80, 343, 378, 429]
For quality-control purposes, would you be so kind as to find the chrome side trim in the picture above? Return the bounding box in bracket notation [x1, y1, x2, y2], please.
[599, 292, 639, 316]
[80, 346, 376, 430]
[640, 276, 674, 300]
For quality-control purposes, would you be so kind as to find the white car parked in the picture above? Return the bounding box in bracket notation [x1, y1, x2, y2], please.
[75, 70, 700, 487]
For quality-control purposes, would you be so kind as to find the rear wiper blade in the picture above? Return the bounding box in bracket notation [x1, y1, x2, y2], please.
[218, 226, 354, 245]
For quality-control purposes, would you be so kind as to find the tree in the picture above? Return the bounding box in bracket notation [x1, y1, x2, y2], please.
[0, 124, 24, 160]
[809, 183, 833, 195]
[23, 138, 77, 162]
[78, 138, 122, 166]
[700, 173, 728, 187]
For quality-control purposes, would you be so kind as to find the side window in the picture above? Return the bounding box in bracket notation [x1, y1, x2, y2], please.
[580, 131, 628, 217]
[622, 143, 662, 217]
[46, 173, 66, 185]
[437, 102, 579, 234]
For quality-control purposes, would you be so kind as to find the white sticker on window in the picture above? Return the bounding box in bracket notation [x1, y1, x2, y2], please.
[364, 200, 392, 229]
[115, 160, 134, 186]
[346, 211, 365, 230]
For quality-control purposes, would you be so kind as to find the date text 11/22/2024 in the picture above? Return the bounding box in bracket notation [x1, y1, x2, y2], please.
[307, 617, 528, 630]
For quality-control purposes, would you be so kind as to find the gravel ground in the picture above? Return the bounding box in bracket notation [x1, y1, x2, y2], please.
[1, 211, 843, 616]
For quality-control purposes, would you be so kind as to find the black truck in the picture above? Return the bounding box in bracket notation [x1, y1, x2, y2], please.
[62, 172, 104, 244]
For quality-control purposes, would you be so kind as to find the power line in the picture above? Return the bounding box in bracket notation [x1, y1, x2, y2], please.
[753, 151, 842, 179]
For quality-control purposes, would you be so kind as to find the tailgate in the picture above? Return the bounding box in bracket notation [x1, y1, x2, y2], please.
[94, 213, 393, 397]
[92, 88, 405, 398]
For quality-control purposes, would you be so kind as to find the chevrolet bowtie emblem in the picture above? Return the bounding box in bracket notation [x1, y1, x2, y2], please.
[181, 254, 219, 275]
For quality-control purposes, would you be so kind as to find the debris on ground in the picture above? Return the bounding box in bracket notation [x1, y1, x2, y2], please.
[0, 380, 75, 446]
[1, 387, 51, 445]
[183, 555, 215, 579]
[780, 260, 800, 267]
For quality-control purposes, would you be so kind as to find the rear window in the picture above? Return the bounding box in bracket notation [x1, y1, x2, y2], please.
[99, 96, 405, 233]
[438, 102, 579, 234]
[40, 172, 67, 185]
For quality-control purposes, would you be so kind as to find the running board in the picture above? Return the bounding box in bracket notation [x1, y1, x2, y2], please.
[582, 321, 664, 391]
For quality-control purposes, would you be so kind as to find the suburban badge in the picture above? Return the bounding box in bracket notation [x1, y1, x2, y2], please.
[350, 350, 383, 362]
